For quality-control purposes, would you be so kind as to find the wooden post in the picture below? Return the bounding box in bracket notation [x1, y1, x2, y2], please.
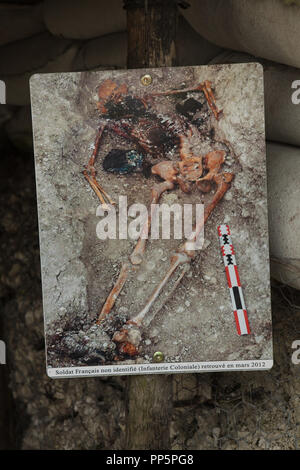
[125, 0, 178, 69]
[125, 374, 173, 449]
[123, 0, 182, 450]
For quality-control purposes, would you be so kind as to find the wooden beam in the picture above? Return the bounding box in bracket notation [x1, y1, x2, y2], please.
[125, 0, 178, 68]
[125, 374, 173, 449]
[123, 0, 181, 450]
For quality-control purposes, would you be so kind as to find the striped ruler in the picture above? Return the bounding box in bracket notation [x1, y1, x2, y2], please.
[217, 224, 251, 336]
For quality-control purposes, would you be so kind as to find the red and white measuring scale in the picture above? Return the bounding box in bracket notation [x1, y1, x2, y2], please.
[217, 224, 251, 336]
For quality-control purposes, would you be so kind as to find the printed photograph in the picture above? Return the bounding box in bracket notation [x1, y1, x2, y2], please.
[30, 64, 273, 376]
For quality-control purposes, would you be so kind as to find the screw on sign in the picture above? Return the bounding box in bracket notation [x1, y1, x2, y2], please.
[217, 224, 251, 336]
[140, 74, 152, 86]
[153, 351, 164, 363]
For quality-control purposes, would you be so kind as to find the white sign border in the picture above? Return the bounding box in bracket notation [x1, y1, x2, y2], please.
[47, 359, 273, 379]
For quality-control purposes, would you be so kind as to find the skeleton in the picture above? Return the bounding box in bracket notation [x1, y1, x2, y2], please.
[83, 78, 234, 358]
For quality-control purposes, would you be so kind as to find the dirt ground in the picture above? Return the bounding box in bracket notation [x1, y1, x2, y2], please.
[0, 147, 299, 449]
[29, 64, 272, 369]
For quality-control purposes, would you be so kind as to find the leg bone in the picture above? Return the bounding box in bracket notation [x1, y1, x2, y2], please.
[97, 262, 130, 324]
[83, 124, 115, 208]
[97, 177, 175, 323]
[127, 171, 234, 329]
[130, 179, 175, 265]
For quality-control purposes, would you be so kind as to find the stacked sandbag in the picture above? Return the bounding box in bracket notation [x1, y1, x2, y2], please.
[0, 0, 125, 107]
[0, 11, 221, 148]
[210, 51, 300, 289]
[267, 143, 300, 290]
[0, 0, 222, 107]
[0, 0, 299, 292]
[176, 16, 223, 67]
[72, 33, 127, 71]
[182, 0, 300, 69]
[72, 16, 222, 72]
[0, 32, 75, 76]
[43, 0, 126, 39]
[1, 42, 80, 106]
[0, 3, 45, 46]
[0, 32, 78, 104]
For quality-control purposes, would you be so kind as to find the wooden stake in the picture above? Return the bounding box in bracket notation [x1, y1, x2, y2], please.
[125, 0, 178, 69]
[125, 374, 173, 449]
[123, 0, 180, 450]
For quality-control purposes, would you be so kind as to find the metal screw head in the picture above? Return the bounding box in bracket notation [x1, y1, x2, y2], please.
[153, 351, 164, 363]
[140, 74, 152, 86]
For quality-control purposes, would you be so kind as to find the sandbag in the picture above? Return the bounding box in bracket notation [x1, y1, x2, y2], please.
[182, 0, 300, 69]
[0, 33, 74, 76]
[2, 45, 79, 106]
[0, 3, 44, 46]
[72, 33, 127, 71]
[72, 16, 223, 71]
[43, 0, 126, 39]
[176, 16, 223, 66]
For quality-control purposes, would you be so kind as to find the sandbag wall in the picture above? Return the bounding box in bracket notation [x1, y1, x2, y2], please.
[0, 0, 299, 289]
